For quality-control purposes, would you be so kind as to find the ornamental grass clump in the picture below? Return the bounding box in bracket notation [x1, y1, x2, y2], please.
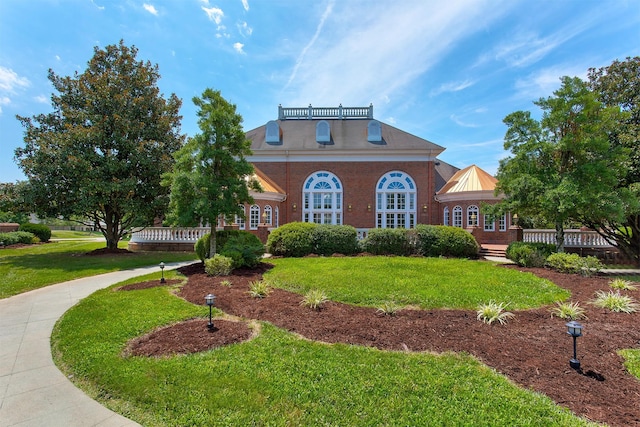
[591, 290, 639, 313]
[376, 301, 401, 316]
[300, 289, 328, 310]
[248, 280, 271, 298]
[476, 301, 515, 325]
[609, 278, 638, 291]
[550, 301, 588, 320]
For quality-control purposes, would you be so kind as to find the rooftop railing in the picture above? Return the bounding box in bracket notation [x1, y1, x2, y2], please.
[278, 104, 374, 120]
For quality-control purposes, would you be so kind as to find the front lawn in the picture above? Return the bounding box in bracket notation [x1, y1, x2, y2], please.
[0, 241, 197, 298]
[265, 257, 569, 309]
[52, 269, 593, 426]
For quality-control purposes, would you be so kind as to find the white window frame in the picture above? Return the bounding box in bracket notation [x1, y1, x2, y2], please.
[249, 205, 260, 230]
[467, 205, 479, 227]
[443, 207, 450, 226]
[235, 205, 246, 230]
[302, 171, 343, 225]
[275, 206, 279, 227]
[375, 171, 416, 229]
[263, 205, 272, 226]
[484, 214, 495, 231]
[453, 206, 462, 228]
[499, 213, 507, 231]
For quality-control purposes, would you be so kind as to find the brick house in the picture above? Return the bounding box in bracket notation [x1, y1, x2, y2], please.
[241, 105, 512, 244]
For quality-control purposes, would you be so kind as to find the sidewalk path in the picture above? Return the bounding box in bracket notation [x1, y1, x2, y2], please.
[0, 261, 195, 427]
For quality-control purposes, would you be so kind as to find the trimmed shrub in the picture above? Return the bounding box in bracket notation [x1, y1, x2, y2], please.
[545, 252, 603, 276]
[311, 224, 359, 256]
[204, 254, 233, 276]
[195, 230, 258, 262]
[415, 225, 478, 258]
[360, 228, 411, 256]
[266, 222, 317, 257]
[506, 242, 555, 267]
[19, 223, 51, 242]
[219, 233, 265, 268]
[0, 231, 38, 246]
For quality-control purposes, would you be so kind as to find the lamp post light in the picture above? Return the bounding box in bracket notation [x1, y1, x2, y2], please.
[566, 320, 583, 370]
[205, 293, 216, 330]
[159, 262, 166, 284]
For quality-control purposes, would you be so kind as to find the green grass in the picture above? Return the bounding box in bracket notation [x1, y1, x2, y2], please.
[50, 230, 103, 239]
[265, 257, 569, 310]
[52, 279, 595, 426]
[0, 241, 197, 298]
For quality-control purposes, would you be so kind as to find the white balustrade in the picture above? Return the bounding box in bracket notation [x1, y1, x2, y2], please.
[523, 229, 613, 248]
[130, 227, 210, 243]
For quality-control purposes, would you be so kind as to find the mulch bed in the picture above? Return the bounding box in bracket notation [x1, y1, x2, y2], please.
[125, 262, 640, 426]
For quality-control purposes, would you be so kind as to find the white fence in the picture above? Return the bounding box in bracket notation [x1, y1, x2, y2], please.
[523, 229, 613, 248]
[130, 227, 210, 243]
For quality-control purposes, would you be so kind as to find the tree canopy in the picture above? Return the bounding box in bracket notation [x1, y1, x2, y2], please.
[164, 88, 261, 256]
[15, 40, 184, 249]
[494, 76, 628, 251]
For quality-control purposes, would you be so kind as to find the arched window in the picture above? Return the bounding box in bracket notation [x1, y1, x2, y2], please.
[250, 205, 260, 230]
[265, 120, 281, 144]
[235, 205, 246, 230]
[303, 171, 342, 225]
[467, 205, 479, 227]
[316, 120, 331, 143]
[453, 206, 462, 228]
[275, 206, 280, 227]
[443, 206, 450, 226]
[263, 205, 272, 226]
[376, 171, 416, 229]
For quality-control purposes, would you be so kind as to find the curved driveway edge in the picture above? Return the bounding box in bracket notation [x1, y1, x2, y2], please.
[0, 261, 196, 427]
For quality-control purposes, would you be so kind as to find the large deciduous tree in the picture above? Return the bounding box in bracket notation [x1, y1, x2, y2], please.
[587, 57, 640, 265]
[15, 41, 184, 249]
[164, 89, 261, 257]
[494, 76, 628, 251]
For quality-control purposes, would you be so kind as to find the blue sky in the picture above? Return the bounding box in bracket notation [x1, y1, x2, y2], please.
[1, 0, 638, 183]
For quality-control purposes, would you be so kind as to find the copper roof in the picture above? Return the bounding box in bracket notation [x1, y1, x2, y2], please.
[436, 164, 497, 195]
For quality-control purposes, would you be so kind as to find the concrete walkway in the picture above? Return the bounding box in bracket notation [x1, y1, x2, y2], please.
[0, 261, 195, 427]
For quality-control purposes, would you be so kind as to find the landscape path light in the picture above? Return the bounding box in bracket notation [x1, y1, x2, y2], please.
[566, 320, 583, 370]
[159, 262, 166, 283]
[205, 293, 216, 330]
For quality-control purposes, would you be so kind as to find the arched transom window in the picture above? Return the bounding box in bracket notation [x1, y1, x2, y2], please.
[303, 171, 342, 225]
[376, 171, 416, 229]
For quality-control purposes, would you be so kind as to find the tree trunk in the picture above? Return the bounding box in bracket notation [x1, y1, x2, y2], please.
[555, 222, 565, 252]
[209, 225, 217, 258]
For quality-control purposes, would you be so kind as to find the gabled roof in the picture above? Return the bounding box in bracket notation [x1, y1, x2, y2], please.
[249, 165, 286, 202]
[436, 164, 498, 195]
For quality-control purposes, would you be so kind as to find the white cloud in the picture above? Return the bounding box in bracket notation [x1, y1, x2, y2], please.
[34, 95, 48, 104]
[238, 21, 252, 37]
[90, 0, 104, 10]
[514, 64, 588, 100]
[450, 114, 479, 128]
[0, 67, 30, 93]
[143, 3, 158, 16]
[241, 0, 249, 11]
[233, 42, 245, 54]
[0, 96, 10, 114]
[202, 6, 223, 25]
[431, 79, 474, 97]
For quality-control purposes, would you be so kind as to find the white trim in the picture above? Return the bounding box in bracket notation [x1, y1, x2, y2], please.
[248, 152, 441, 163]
[249, 190, 286, 202]
[435, 190, 502, 203]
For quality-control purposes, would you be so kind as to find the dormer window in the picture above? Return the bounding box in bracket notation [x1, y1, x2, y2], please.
[367, 120, 382, 142]
[265, 120, 281, 144]
[316, 120, 331, 143]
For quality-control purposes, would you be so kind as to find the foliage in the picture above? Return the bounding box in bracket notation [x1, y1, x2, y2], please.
[194, 230, 256, 262]
[545, 253, 603, 276]
[220, 279, 233, 287]
[300, 289, 329, 310]
[506, 242, 556, 267]
[360, 228, 412, 256]
[0, 231, 37, 245]
[14, 41, 184, 249]
[248, 280, 270, 298]
[590, 290, 639, 313]
[311, 224, 359, 256]
[413, 225, 479, 258]
[587, 57, 640, 265]
[476, 301, 515, 325]
[550, 301, 588, 320]
[204, 254, 233, 276]
[0, 182, 30, 223]
[376, 301, 401, 316]
[266, 222, 316, 257]
[53, 286, 592, 426]
[219, 233, 264, 268]
[18, 222, 51, 242]
[164, 89, 260, 257]
[493, 76, 628, 251]
[609, 278, 638, 291]
[0, 240, 196, 298]
[266, 257, 569, 310]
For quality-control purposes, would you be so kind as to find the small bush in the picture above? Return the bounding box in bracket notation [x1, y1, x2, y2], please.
[19, 223, 51, 242]
[195, 230, 259, 262]
[376, 301, 401, 316]
[0, 231, 38, 246]
[360, 228, 411, 256]
[506, 242, 555, 267]
[220, 233, 264, 268]
[220, 279, 233, 287]
[545, 253, 603, 276]
[550, 301, 587, 320]
[591, 290, 639, 313]
[248, 280, 271, 298]
[311, 224, 359, 256]
[609, 278, 638, 291]
[414, 225, 479, 258]
[266, 222, 316, 257]
[204, 254, 233, 276]
[300, 289, 328, 310]
[476, 301, 515, 325]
